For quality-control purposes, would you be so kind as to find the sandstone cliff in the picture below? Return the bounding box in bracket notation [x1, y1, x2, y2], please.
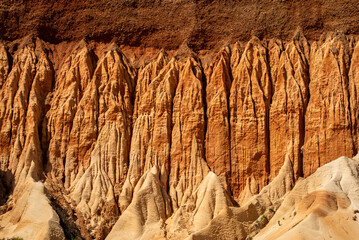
[0, 31, 358, 239]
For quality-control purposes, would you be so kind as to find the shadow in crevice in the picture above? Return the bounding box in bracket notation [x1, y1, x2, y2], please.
[0, 169, 14, 214]
[44, 178, 92, 240]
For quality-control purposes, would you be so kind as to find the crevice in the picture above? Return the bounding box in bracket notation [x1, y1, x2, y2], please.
[200, 59, 208, 166]
[345, 46, 358, 157]
[45, 185, 84, 240]
[41, 62, 55, 172]
[299, 41, 311, 179]
[167, 67, 179, 195]
[265, 45, 272, 178]
[227, 48, 234, 196]
[6, 47, 13, 75]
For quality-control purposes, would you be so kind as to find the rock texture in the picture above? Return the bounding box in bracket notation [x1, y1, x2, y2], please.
[188, 153, 295, 240]
[349, 40, 359, 156]
[303, 34, 354, 176]
[169, 50, 209, 211]
[0, 178, 65, 240]
[107, 164, 171, 240]
[68, 45, 136, 237]
[44, 41, 95, 184]
[0, 43, 9, 89]
[205, 46, 232, 188]
[229, 37, 271, 199]
[269, 31, 310, 179]
[0, 37, 53, 187]
[119, 51, 174, 211]
[0, 31, 359, 239]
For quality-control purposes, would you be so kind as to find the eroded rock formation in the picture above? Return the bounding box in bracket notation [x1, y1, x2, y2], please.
[269, 30, 310, 180]
[0, 31, 359, 239]
[205, 46, 232, 188]
[229, 36, 271, 199]
[303, 34, 354, 176]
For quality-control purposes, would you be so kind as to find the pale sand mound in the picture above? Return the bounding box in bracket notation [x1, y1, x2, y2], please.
[107, 160, 233, 240]
[255, 155, 359, 240]
[106, 163, 172, 240]
[187, 152, 295, 240]
[165, 171, 233, 240]
[0, 177, 65, 239]
[106, 152, 295, 240]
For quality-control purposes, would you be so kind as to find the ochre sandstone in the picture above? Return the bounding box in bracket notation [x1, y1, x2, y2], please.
[303, 34, 354, 176]
[229, 36, 271, 199]
[44, 41, 95, 186]
[269, 30, 310, 180]
[0, 31, 359, 239]
[205, 46, 232, 189]
[169, 49, 209, 211]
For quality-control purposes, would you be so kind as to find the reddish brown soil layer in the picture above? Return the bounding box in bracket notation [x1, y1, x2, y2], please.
[1, 0, 359, 50]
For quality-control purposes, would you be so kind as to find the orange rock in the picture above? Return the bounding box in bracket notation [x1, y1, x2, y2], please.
[303, 34, 354, 177]
[0, 33, 359, 239]
[169, 51, 209, 210]
[44, 41, 95, 183]
[66, 44, 136, 235]
[205, 46, 231, 188]
[349, 41, 359, 153]
[269, 31, 310, 180]
[0, 38, 53, 185]
[119, 52, 177, 211]
[229, 36, 271, 198]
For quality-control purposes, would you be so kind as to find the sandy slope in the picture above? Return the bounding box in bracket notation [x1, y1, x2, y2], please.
[255, 155, 359, 240]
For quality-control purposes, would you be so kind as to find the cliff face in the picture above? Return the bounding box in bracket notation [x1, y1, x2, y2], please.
[0, 31, 359, 239]
[303, 35, 355, 176]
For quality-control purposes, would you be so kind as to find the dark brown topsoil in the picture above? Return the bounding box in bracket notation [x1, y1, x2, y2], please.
[0, 0, 359, 51]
